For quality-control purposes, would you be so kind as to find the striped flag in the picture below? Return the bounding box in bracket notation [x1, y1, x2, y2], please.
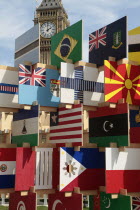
[0, 148, 16, 188]
[0, 66, 19, 108]
[106, 148, 140, 193]
[50, 104, 83, 146]
[60, 62, 104, 106]
[12, 105, 39, 147]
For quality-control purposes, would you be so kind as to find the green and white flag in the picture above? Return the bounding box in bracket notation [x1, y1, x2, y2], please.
[12, 105, 39, 147]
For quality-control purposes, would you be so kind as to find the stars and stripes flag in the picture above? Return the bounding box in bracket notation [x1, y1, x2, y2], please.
[19, 64, 46, 87]
[132, 197, 140, 210]
[50, 104, 83, 146]
[89, 26, 107, 52]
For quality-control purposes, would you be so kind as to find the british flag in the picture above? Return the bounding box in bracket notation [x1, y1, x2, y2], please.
[132, 197, 140, 210]
[19, 64, 46, 87]
[89, 26, 107, 52]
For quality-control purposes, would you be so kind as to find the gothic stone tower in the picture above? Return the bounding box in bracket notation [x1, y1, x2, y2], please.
[34, 0, 70, 64]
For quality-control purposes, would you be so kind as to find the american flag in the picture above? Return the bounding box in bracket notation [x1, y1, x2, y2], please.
[89, 26, 107, 52]
[19, 64, 46, 87]
[50, 104, 83, 146]
[133, 197, 140, 210]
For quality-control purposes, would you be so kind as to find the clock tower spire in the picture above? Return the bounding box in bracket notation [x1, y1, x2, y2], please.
[34, 0, 70, 64]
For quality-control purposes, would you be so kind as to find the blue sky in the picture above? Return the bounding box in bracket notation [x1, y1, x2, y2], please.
[0, 0, 140, 67]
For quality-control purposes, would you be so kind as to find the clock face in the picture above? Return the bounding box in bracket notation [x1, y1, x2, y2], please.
[40, 22, 56, 38]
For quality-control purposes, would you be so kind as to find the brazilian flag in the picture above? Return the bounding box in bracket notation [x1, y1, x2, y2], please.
[51, 20, 83, 69]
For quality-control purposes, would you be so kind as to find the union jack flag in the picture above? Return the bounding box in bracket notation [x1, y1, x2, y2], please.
[133, 197, 140, 210]
[19, 64, 46, 87]
[89, 26, 107, 52]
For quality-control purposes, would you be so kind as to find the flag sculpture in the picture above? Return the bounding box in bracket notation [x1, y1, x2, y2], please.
[0, 12, 140, 210]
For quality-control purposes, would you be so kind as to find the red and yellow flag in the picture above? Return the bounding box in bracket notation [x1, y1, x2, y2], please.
[105, 60, 140, 105]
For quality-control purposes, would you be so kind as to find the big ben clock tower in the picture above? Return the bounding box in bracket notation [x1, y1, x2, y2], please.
[34, 0, 70, 64]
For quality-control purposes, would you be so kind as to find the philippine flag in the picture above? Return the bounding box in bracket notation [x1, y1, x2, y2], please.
[0, 148, 16, 188]
[59, 147, 105, 192]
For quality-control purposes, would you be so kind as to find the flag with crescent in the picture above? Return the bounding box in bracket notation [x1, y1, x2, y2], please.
[48, 192, 82, 210]
[105, 60, 140, 105]
[59, 147, 105, 192]
[9, 191, 36, 210]
[101, 192, 131, 210]
[106, 148, 140, 193]
[90, 192, 131, 210]
[89, 103, 129, 147]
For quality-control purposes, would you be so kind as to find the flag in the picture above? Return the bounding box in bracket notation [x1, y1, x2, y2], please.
[35, 148, 53, 189]
[130, 109, 140, 143]
[19, 64, 46, 87]
[0, 148, 16, 188]
[89, 16, 127, 66]
[0, 66, 19, 108]
[48, 192, 82, 210]
[60, 62, 104, 106]
[50, 104, 83, 146]
[89, 192, 131, 210]
[12, 105, 39, 147]
[9, 191, 36, 210]
[105, 60, 140, 105]
[106, 148, 140, 193]
[15, 148, 36, 191]
[100, 192, 131, 210]
[89, 103, 129, 147]
[59, 147, 105, 192]
[129, 26, 140, 65]
[51, 20, 82, 69]
[132, 197, 140, 210]
[89, 193, 100, 210]
[19, 65, 60, 107]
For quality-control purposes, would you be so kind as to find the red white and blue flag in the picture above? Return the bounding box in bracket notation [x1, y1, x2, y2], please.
[0, 148, 16, 188]
[89, 26, 107, 52]
[19, 64, 46, 87]
[50, 104, 83, 146]
[59, 147, 105, 192]
[132, 197, 140, 210]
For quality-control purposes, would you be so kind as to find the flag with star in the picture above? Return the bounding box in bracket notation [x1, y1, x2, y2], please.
[50, 104, 83, 147]
[51, 20, 83, 69]
[89, 192, 131, 210]
[101, 192, 131, 210]
[105, 60, 140, 105]
[89, 103, 129, 147]
[59, 147, 105, 192]
[89, 16, 127, 66]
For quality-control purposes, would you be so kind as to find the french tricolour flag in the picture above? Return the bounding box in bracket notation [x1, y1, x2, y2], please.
[0, 148, 16, 188]
[106, 148, 140, 193]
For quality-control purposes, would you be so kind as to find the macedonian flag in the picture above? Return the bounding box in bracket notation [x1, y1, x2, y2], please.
[105, 60, 140, 105]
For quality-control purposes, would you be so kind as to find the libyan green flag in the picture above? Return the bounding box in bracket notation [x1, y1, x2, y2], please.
[100, 192, 131, 210]
[51, 20, 83, 69]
